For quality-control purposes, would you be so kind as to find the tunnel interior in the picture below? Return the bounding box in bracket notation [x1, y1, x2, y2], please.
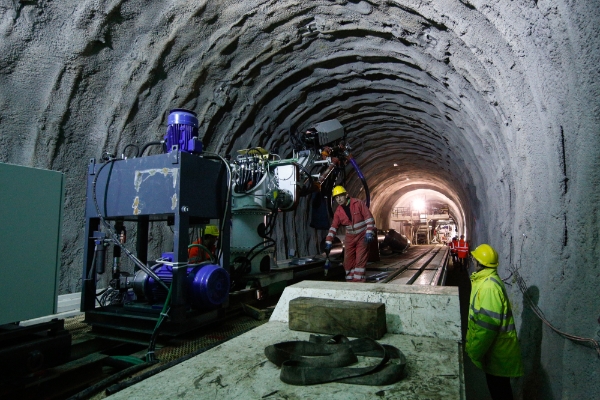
[0, 1, 599, 398]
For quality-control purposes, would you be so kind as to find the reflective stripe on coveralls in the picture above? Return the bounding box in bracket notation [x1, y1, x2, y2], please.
[466, 268, 523, 377]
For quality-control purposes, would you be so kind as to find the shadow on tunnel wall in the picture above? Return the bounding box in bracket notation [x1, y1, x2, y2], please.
[517, 286, 554, 400]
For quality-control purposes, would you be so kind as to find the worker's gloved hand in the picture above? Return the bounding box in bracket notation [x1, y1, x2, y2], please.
[324, 242, 332, 251]
[365, 233, 375, 243]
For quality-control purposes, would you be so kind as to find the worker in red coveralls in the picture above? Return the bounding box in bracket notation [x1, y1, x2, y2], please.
[324, 186, 375, 282]
[450, 236, 459, 266]
[456, 234, 470, 271]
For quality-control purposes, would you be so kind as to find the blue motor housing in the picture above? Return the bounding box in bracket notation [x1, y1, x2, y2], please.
[138, 253, 230, 309]
[186, 264, 230, 309]
[164, 108, 203, 154]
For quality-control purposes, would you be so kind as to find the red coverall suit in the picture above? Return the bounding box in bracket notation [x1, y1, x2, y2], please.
[325, 198, 375, 282]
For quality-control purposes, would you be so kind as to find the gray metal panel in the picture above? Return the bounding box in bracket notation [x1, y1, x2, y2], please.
[0, 162, 64, 325]
[86, 152, 226, 219]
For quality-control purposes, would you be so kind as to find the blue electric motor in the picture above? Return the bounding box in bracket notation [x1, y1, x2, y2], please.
[133, 253, 230, 309]
[164, 109, 203, 154]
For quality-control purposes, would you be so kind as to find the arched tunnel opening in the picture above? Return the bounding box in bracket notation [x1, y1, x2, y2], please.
[378, 188, 465, 244]
[0, 1, 598, 399]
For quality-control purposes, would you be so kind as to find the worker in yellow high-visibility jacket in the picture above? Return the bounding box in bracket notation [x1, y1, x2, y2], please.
[466, 244, 523, 400]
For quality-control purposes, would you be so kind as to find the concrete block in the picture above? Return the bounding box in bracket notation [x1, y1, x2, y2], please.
[271, 281, 461, 341]
[289, 297, 387, 339]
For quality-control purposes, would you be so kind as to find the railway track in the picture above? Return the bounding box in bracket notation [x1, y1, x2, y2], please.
[366, 244, 449, 286]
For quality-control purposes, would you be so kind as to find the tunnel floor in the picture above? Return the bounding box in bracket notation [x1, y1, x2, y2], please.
[2, 250, 494, 400]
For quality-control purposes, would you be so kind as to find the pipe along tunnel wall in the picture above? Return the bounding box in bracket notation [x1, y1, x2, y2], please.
[0, 1, 598, 398]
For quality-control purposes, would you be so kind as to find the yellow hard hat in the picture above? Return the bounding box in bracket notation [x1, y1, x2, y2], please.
[204, 225, 219, 237]
[471, 244, 498, 268]
[332, 185, 347, 197]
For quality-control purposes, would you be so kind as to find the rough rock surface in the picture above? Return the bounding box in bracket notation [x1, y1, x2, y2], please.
[0, 1, 598, 398]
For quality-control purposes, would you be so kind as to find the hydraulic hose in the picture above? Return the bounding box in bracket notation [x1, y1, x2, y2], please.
[122, 143, 140, 158]
[146, 284, 172, 362]
[348, 157, 370, 207]
[66, 360, 154, 400]
[140, 140, 164, 156]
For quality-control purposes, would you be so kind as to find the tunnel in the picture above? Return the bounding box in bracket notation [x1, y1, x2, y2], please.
[0, 1, 598, 398]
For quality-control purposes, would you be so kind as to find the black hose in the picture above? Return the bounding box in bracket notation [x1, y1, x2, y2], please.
[265, 210, 278, 236]
[122, 144, 139, 158]
[140, 141, 164, 156]
[247, 242, 275, 263]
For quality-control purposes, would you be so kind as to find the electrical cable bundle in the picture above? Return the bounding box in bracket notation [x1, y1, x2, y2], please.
[98, 284, 124, 306]
[233, 150, 266, 193]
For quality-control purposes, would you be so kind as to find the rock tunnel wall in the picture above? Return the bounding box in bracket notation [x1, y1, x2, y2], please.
[0, 1, 598, 398]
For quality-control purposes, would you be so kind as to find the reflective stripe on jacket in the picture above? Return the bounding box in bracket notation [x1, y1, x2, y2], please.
[326, 198, 374, 244]
[466, 267, 523, 377]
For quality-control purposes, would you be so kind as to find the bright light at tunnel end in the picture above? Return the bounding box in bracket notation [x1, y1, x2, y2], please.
[412, 199, 425, 211]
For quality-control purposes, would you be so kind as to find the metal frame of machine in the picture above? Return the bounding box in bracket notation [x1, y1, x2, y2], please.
[80, 150, 231, 336]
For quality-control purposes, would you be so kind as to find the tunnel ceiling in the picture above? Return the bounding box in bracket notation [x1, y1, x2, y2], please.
[0, 0, 588, 291]
[0, 0, 529, 232]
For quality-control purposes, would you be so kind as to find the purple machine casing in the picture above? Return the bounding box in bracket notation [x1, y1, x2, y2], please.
[164, 109, 203, 154]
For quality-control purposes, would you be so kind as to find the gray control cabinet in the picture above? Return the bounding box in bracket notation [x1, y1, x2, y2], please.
[0, 162, 64, 325]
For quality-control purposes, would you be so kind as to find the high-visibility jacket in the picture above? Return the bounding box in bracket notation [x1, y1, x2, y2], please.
[466, 267, 523, 377]
[456, 239, 469, 258]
